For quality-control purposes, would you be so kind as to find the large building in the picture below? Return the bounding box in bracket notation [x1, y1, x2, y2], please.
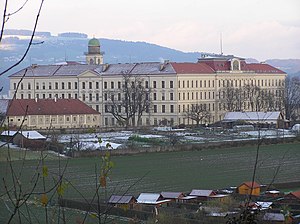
[2, 99, 101, 129]
[9, 39, 287, 128]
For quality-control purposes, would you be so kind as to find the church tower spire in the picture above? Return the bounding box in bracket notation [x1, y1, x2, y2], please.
[85, 38, 104, 65]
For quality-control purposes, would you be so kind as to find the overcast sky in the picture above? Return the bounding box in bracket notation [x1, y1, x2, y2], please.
[2, 0, 300, 61]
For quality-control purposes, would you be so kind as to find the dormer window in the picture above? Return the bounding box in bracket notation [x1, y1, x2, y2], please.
[232, 59, 240, 71]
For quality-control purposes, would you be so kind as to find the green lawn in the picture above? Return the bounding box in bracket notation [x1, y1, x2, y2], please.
[1, 142, 300, 201]
[1, 142, 300, 223]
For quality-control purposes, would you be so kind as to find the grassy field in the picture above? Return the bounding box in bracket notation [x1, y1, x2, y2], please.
[1, 142, 300, 223]
[1, 142, 300, 202]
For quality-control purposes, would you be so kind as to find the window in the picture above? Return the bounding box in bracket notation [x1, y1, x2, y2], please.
[48, 83, 51, 89]
[28, 94, 31, 99]
[36, 82, 39, 90]
[62, 82, 65, 89]
[21, 94, 23, 99]
[162, 105, 165, 113]
[118, 81, 121, 89]
[36, 94, 39, 99]
[75, 82, 78, 89]
[145, 81, 149, 88]
[153, 81, 157, 88]
[111, 94, 114, 101]
[183, 81, 185, 88]
[89, 93, 92, 101]
[42, 82, 45, 89]
[105, 105, 109, 113]
[153, 93, 157, 100]
[105, 118, 108, 125]
[118, 105, 121, 113]
[13, 83, 16, 90]
[82, 94, 85, 101]
[111, 82, 114, 89]
[170, 105, 174, 113]
[170, 81, 174, 88]
[21, 83, 23, 90]
[153, 105, 157, 113]
[82, 82, 85, 89]
[170, 92, 174, 100]
[162, 81, 165, 88]
[55, 82, 58, 89]
[104, 93, 107, 101]
[89, 82, 92, 89]
[28, 83, 31, 90]
[96, 82, 99, 89]
[42, 94, 45, 99]
[104, 82, 107, 89]
[49, 94, 52, 98]
[62, 94, 65, 99]
[96, 93, 99, 101]
[178, 81, 180, 88]
[162, 93, 165, 101]
[118, 93, 121, 101]
[75, 93, 78, 99]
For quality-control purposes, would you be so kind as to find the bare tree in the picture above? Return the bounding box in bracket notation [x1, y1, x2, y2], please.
[284, 76, 300, 121]
[104, 74, 151, 127]
[184, 103, 211, 126]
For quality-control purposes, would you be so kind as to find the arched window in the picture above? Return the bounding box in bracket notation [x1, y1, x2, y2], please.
[232, 60, 240, 70]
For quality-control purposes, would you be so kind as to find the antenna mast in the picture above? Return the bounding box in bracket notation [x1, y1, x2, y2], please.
[220, 33, 223, 55]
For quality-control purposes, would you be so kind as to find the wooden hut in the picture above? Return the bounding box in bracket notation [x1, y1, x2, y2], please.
[237, 181, 260, 196]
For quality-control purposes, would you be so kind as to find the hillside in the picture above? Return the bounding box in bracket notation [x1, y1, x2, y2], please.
[1, 30, 300, 95]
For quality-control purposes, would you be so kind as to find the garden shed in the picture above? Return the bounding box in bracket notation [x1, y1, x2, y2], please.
[12, 131, 46, 149]
[136, 193, 170, 205]
[108, 195, 137, 209]
[223, 111, 286, 128]
[237, 181, 260, 196]
[189, 189, 216, 201]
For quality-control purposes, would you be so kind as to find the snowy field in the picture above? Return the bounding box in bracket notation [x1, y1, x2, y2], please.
[55, 128, 297, 151]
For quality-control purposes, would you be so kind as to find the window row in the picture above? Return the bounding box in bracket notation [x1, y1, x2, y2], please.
[178, 91, 215, 101]
[178, 103, 215, 112]
[14, 81, 103, 90]
[103, 80, 174, 89]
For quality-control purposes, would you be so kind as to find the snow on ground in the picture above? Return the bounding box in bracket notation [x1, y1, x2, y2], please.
[240, 129, 295, 138]
[80, 141, 122, 150]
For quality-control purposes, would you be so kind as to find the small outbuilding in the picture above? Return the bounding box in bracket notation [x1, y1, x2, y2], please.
[237, 181, 261, 196]
[263, 212, 292, 223]
[136, 193, 170, 205]
[12, 131, 46, 149]
[223, 111, 286, 128]
[108, 195, 137, 209]
[283, 190, 300, 204]
[0, 130, 17, 142]
[189, 189, 216, 201]
[161, 192, 185, 202]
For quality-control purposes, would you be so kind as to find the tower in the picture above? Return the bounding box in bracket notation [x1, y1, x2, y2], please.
[85, 38, 104, 65]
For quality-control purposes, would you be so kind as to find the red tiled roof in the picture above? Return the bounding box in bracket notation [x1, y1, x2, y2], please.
[7, 99, 100, 116]
[170, 62, 215, 74]
[290, 190, 300, 199]
[240, 181, 260, 189]
[242, 63, 284, 73]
